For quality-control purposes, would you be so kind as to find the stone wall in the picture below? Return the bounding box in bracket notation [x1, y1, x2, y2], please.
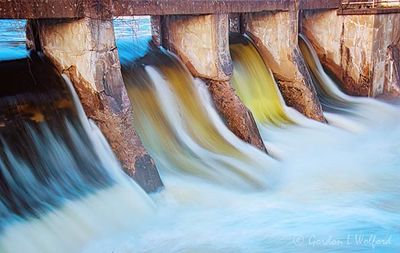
[27, 18, 163, 192]
[161, 14, 267, 152]
[302, 10, 400, 98]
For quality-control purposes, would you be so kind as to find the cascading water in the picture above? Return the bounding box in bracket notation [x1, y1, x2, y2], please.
[298, 34, 353, 113]
[228, 34, 324, 157]
[229, 34, 321, 134]
[109, 34, 399, 252]
[230, 34, 292, 126]
[0, 18, 399, 253]
[0, 51, 154, 253]
[299, 34, 400, 131]
[119, 38, 278, 191]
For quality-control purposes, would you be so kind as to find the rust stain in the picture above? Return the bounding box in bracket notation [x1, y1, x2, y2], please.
[0, 0, 341, 19]
[206, 80, 267, 153]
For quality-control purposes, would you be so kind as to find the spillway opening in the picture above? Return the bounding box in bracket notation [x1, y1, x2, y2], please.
[0, 19, 155, 253]
[0, 15, 399, 253]
[113, 16, 151, 39]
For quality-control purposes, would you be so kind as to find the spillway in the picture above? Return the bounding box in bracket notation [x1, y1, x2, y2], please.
[0, 18, 399, 253]
[299, 34, 400, 131]
[119, 38, 278, 191]
[0, 51, 154, 253]
[230, 34, 292, 126]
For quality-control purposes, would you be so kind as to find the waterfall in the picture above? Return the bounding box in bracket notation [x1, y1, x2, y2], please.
[230, 34, 292, 126]
[229, 34, 322, 132]
[0, 19, 399, 253]
[104, 37, 399, 253]
[299, 34, 400, 131]
[0, 52, 154, 253]
[119, 38, 279, 191]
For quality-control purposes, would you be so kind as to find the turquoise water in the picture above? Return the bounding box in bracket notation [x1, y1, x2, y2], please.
[0, 20, 27, 60]
[0, 18, 399, 253]
[111, 37, 400, 253]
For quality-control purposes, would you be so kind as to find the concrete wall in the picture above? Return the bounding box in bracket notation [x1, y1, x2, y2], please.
[302, 10, 400, 97]
[373, 13, 400, 97]
[161, 14, 267, 152]
[378, 1, 400, 7]
[243, 10, 325, 122]
[27, 18, 163, 192]
[162, 15, 232, 81]
[229, 13, 243, 33]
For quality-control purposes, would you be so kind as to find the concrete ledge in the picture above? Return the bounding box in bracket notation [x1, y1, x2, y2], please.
[0, 0, 289, 19]
[301, 0, 341, 10]
[0, 0, 340, 19]
[338, 7, 400, 15]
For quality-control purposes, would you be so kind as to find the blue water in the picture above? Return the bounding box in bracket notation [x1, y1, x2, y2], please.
[0, 17, 151, 61]
[0, 17, 399, 253]
[0, 19, 27, 60]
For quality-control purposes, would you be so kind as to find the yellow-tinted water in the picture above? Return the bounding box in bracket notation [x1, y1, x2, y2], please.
[230, 36, 292, 125]
[121, 46, 277, 190]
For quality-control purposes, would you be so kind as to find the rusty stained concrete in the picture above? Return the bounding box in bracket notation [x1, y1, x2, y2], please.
[162, 15, 233, 81]
[0, 0, 291, 19]
[243, 10, 325, 122]
[161, 14, 267, 153]
[302, 10, 400, 97]
[0, 0, 343, 19]
[27, 18, 163, 192]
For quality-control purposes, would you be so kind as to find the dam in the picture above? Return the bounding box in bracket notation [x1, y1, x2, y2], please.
[0, 0, 399, 252]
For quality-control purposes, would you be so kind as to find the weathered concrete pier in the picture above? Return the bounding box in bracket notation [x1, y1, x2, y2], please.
[1, 0, 399, 190]
[303, 4, 400, 97]
[243, 4, 325, 122]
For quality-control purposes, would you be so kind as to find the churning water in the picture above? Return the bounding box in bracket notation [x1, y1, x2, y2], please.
[0, 19, 399, 253]
[119, 40, 278, 191]
[0, 34, 154, 252]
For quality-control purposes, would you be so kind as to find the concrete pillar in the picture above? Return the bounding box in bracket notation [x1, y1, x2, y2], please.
[302, 10, 400, 98]
[27, 18, 163, 192]
[151, 16, 162, 47]
[229, 13, 243, 34]
[243, 5, 325, 122]
[161, 14, 267, 153]
[384, 45, 400, 97]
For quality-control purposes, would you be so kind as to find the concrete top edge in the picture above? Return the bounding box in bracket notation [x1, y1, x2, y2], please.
[0, 0, 339, 19]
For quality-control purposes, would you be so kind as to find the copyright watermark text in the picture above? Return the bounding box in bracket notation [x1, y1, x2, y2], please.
[291, 234, 393, 249]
